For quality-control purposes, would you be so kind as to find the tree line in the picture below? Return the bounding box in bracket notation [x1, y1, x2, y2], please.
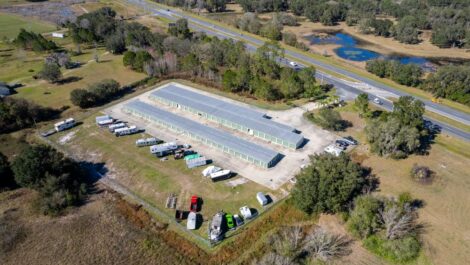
[0, 97, 60, 134]
[13, 29, 57, 52]
[66, 7, 326, 102]
[70, 79, 121, 108]
[0, 145, 87, 216]
[367, 60, 470, 106]
[234, 0, 470, 48]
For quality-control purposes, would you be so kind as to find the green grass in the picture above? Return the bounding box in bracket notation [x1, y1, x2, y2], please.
[48, 113, 280, 241]
[0, 12, 56, 40]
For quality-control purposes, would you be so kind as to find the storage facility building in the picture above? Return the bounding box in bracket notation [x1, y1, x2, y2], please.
[123, 100, 281, 168]
[149, 84, 304, 149]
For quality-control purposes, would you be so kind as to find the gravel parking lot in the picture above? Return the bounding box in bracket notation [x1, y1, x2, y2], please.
[105, 82, 336, 190]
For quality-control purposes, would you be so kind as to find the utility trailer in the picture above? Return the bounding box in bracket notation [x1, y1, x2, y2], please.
[186, 157, 207, 169]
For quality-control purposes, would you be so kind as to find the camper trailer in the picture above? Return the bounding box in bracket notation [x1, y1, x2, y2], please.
[150, 142, 178, 157]
[136, 137, 160, 147]
[108, 122, 126, 133]
[256, 192, 268, 206]
[114, 126, 138, 137]
[54, 118, 75, 132]
[96, 115, 114, 126]
[210, 170, 231, 182]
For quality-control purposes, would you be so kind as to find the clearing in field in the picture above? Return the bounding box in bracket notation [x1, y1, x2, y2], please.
[0, 12, 55, 39]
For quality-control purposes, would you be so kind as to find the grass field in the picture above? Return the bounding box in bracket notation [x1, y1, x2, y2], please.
[46, 112, 284, 241]
[0, 12, 56, 40]
[336, 103, 470, 265]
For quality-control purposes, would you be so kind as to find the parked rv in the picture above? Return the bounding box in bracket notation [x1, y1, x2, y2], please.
[114, 126, 138, 137]
[108, 122, 126, 133]
[210, 170, 231, 182]
[187, 212, 197, 230]
[136, 137, 160, 147]
[257, 192, 268, 206]
[54, 118, 75, 132]
[150, 142, 178, 157]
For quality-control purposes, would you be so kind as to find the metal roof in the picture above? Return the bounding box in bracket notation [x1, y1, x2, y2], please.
[124, 100, 280, 164]
[150, 84, 304, 145]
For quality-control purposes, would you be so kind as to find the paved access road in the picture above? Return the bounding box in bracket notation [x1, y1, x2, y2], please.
[126, 0, 470, 141]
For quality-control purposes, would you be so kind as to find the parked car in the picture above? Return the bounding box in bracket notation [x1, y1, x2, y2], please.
[189, 195, 199, 212]
[233, 214, 244, 227]
[335, 139, 349, 149]
[342, 136, 358, 145]
[225, 214, 235, 230]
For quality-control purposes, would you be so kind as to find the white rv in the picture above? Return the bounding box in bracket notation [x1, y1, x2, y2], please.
[150, 142, 178, 157]
[239, 206, 252, 219]
[54, 118, 75, 132]
[324, 144, 343, 157]
[136, 137, 160, 147]
[187, 212, 197, 230]
[108, 122, 126, 132]
[114, 126, 138, 137]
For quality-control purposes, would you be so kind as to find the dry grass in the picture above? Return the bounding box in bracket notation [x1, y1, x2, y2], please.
[337, 104, 470, 265]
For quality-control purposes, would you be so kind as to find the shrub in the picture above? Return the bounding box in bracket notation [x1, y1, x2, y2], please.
[38, 62, 62, 83]
[292, 153, 367, 214]
[307, 108, 350, 131]
[410, 164, 433, 183]
[347, 195, 382, 239]
[363, 234, 421, 263]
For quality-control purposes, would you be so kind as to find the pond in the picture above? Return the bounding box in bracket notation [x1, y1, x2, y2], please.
[305, 33, 435, 71]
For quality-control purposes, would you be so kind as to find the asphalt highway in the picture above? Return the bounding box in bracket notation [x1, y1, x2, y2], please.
[126, 0, 470, 141]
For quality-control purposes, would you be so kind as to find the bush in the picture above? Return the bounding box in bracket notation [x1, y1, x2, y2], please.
[70, 79, 120, 108]
[11, 145, 86, 215]
[13, 29, 57, 52]
[0, 97, 59, 134]
[292, 153, 367, 214]
[38, 62, 62, 83]
[307, 108, 350, 131]
[0, 152, 15, 189]
[363, 234, 421, 263]
[410, 164, 433, 183]
[347, 195, 382, 239]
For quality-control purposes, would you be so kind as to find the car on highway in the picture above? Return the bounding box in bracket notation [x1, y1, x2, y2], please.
[373, 97, 382, 105]
[289, 61, 298, 67]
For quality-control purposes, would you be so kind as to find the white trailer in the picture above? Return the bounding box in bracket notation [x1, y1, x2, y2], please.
[108, 122, 126, 132]
[239, 206, 252, 219]
[210, 170, 231, 182]
[150, 142, 178, 157]
[52, 32, 64, 38]
[114, 126, 138, 137]
[324, 144, 343, 157]
[54, 118, 75, 132]
[256, 192, 268, 206]
[136, 137, 160, 147]
[187, 212, 197, 230]
[96, 115, 113, 125]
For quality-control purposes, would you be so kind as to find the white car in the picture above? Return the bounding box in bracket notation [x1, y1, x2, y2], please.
[373, 97, 382, 105]
[289, 61, 298, 67]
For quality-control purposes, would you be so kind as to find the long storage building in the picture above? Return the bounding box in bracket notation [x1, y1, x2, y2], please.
[123, 100, 282, 168]
[149, 83, 304, 149]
